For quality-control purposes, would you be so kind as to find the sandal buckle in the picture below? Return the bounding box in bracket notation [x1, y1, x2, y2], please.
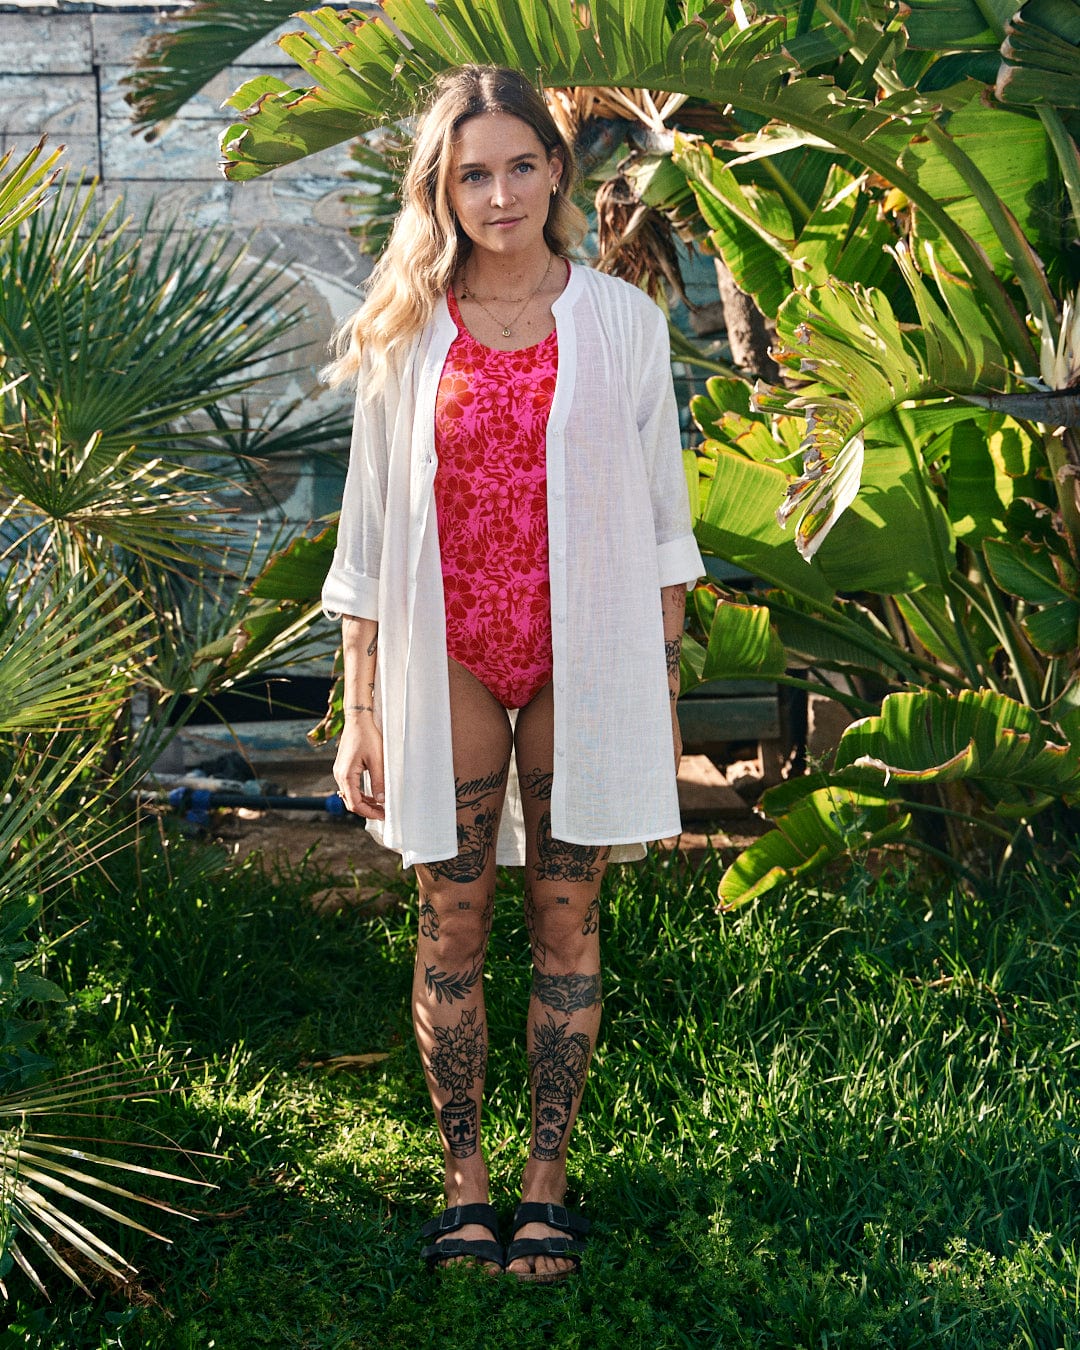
[546, 1203, 570, 1230]
[439, 1208, 459, 1231]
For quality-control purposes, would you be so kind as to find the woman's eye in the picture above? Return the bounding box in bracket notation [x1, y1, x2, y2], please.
[514, 162, 534, 174]
[463, 171, 484, 183]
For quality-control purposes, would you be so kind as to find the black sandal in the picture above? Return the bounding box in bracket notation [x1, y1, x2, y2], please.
[420, 1203, 504, 1272]
[505, 1202, 590, 1283]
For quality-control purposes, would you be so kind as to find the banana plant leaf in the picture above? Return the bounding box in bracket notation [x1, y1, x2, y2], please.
[698, 599, 787, 681]
[983, 536, 1080, 654]
[833, 686, 1080, 813]
[997, 0, 1080, 108]
[900, 88, 1062, 272]
[718, 781, 911, 908]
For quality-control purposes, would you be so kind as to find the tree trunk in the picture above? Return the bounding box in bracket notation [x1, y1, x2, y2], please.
[714, 258, 781, 384]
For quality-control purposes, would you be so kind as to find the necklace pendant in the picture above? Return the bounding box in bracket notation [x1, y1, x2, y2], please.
[501, 326, 511, 338]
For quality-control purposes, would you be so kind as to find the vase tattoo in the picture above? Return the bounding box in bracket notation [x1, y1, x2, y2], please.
[529, 1012, 591, 1161]
[428, 1006, 487, 1158]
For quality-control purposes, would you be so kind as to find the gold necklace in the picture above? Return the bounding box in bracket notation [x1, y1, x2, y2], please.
[459, 253, 554, 339]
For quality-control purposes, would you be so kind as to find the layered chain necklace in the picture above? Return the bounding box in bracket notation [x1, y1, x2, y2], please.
[458, 252, 553, 339]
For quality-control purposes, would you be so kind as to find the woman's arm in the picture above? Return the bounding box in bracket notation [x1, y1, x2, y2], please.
[662, 584, 686, 772]
[333, 614, 386, 820]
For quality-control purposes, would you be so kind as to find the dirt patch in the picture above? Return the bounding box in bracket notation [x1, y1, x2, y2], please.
[197, 753, 768, 911]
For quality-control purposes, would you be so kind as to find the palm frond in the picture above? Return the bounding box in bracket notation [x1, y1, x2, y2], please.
[125, 0, 307, 127]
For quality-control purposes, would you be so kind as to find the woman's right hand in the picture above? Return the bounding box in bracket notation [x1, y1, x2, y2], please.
[333, 715, 386, 820]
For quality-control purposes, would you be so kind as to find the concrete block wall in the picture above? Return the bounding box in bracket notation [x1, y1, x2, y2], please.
[0, 1, 372, 526]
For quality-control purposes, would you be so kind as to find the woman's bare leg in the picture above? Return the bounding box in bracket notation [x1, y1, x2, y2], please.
[413, 659, 512, 1266]
[507, 681, 608, 1278]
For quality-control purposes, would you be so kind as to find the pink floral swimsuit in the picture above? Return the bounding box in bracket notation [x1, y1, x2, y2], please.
[433, 285, 557, 709]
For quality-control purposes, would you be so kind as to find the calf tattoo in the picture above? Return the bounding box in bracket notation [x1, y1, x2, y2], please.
[534, 811, 608, 883]
[429, 1007, 487, 1159]
[425, 959, 483, 1005]
[529, 1013, 591, 1161]
[532, 971, 602, 1013]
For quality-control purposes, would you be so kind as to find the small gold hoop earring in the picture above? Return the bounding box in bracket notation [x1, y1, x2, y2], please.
[551, 183, 558, 197]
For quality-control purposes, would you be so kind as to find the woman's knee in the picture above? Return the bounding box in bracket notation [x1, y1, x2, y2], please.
[524, 892, 600, 970]
[417, 885, 493, 965]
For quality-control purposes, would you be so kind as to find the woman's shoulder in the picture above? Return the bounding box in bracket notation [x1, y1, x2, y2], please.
[572, 264, 666, 328]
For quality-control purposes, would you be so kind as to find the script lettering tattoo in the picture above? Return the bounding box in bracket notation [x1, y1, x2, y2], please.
[532, 972, 602, 1014]
[456, 767, 508, 811]
[520, 767, 553, 801]
[425, 959, 483, 1005]
[581, 895, 599, 936]
[429, 1008, 487, 1159]
[533, 812, 609, 884]
[524, 889, 547, 969]
[427, 806, 498, 884]
[419, 894, 440, 942]
[529, 1014, 590, 1161]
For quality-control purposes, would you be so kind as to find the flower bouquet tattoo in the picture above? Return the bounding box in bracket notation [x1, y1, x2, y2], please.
[429, 1007, 488, 1158]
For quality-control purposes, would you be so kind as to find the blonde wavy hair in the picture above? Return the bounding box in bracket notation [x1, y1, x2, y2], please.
[325, 65, 587, 389]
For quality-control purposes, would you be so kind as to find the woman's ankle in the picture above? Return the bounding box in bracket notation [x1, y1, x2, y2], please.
[518, 1159, 568, 1204]
[444, 1157, 491, 1206]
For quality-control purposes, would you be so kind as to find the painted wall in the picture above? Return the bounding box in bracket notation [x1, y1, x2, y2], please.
[0, 0, 371, 528]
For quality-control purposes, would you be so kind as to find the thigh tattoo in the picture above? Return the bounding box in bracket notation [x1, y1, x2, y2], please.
[533, 811, 608, 884]
[427, 805, 499, 885]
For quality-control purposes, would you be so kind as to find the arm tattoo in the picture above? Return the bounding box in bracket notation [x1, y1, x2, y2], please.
[529, 1014, 591, 1161]
[366, 633, 378, 657]
[581, 896, 599, 936]
[532, 971, 602, 1013]
[425, 959, 483, 1005]
[665, 638, 681, 681]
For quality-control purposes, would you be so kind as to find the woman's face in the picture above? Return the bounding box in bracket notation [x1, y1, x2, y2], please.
[447, 111, 562, 260]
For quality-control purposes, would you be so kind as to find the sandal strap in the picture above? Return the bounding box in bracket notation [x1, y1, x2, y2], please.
[505, 1235, 584, 1267]
[422, 1236, 504, 1269]
[419, 1203, 500, 1241]
[511, 1202, 590, 1238]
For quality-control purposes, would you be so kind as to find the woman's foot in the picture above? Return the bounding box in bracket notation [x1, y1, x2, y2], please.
[423, 1169, 503, 1273]
[505, 1174, 587, 1282]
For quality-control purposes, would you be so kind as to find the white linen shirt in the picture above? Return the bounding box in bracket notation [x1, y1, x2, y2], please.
[322, 263, 704, 868]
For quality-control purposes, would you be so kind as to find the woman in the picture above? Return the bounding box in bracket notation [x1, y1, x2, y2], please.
[322, 65, 703, 1283]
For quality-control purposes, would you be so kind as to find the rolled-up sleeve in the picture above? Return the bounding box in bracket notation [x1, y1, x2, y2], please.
[322, 368, 389, 621]
[636, 306, 704, 588]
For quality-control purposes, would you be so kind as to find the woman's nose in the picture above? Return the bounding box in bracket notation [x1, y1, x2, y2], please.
[490, 177, 515, 206]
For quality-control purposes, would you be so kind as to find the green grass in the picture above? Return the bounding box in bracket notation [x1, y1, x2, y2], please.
[3, 834, 1079, 1348]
